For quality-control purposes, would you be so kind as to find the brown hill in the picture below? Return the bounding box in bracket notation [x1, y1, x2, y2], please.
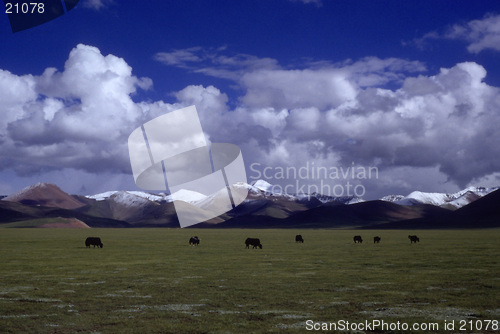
[0, 198, 129, 228]
[36, 218, 90, 228]
[3, 183, 86, 210]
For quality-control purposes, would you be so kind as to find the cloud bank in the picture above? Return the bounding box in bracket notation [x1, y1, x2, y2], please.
[1, 43, 500, 197]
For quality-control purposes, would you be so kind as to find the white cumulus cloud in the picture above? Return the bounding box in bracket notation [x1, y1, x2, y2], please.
[413, 13, 500, 54]
[2, 44, 500, 198]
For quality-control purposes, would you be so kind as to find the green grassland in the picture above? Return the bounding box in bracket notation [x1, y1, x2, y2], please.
[0, 229, 499, 333]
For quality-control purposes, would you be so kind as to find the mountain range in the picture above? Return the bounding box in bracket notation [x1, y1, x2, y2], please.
[1, 181, 499, 229]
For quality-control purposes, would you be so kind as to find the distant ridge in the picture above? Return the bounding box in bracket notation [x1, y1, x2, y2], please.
[454, 188, 500, 220]
[1, 181, 499, 229]
[364, 189, 500, 229]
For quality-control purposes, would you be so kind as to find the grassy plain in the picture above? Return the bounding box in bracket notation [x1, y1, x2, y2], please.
[0, 228, 499, 333]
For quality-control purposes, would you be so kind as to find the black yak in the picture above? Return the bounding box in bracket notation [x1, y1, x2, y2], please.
[85, 237, 103, 248]
[353, 235, 363, 243]
[245, 238, 262, 249]
[408, 235, 420, 244]
[189, 236, 200, 246]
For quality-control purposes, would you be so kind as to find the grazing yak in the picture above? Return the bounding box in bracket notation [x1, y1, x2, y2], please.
[295, 235, 304, 243]
[85, 237, 103, 248]
[408, 235, 420, 243]
[353, 235, 363, 243]
[189, 236, 200, 246]
[373, 236, 381, 244]
[245, 238, 262, 249]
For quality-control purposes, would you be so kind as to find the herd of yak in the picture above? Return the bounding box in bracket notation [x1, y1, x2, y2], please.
[85, 234, 420, 249]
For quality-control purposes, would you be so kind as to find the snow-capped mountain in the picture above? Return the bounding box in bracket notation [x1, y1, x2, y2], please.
[246, 180, 363, 204]
[108, 191, 156, 207]
[309, 192, 364, 205]
[380, 194, 405, 202]
[87, 190, 165, 202]
[381, 187, 498, 209]
[168, 189, 207, 203]
[81, 179, 365, 224]
[247, 180, 299, 201]
[87, 187, 213, 205]
[252, 179, 274, 193]
[81, 181, 498, 211]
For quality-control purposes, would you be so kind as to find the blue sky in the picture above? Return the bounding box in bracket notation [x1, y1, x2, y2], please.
[1, 0, 500, 199]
